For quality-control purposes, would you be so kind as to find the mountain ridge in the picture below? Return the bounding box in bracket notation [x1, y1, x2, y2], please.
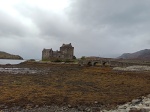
[0, 51, 23, 60]
[118, 49, 150, 60]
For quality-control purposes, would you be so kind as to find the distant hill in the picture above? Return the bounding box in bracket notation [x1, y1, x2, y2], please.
[0, 51, 23, 60]
[118, 49, 150, 60]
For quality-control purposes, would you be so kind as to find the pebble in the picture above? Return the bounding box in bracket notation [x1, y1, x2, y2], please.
[67, 104, 72, 108]
[94, 101, 98, 104]
[131, 99, 142, 105]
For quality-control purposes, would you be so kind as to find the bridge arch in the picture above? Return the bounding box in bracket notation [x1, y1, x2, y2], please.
[93, 62, 98, 66]
[87, 61, 92, 66]
[93, 62, 101, 66]
[102, 61, 107, 66]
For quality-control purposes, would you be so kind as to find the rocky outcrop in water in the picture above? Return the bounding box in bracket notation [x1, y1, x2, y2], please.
[0, 51, 23, 60]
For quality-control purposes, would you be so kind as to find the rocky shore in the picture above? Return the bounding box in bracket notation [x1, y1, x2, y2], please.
[1, 94, 150, 112]
[102, 94, 150, 112]
[113, 65, 150, 71]
[0, 63, 150, 112]
[0, 105, 106, 112]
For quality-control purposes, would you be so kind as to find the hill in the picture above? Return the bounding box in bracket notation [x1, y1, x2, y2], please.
[0, 51, 23, 60]
[118, 49, 150, 60]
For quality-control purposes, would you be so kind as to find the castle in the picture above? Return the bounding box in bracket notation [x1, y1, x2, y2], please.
[42, 43, 74, 60]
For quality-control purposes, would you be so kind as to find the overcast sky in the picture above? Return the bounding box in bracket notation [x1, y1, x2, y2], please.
[0, 0, 150, 59]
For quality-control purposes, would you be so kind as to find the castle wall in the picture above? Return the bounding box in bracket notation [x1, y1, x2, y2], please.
[60, 47, 74, 59]
[42, 43, 74, 60]
[42, 50, 49, 60]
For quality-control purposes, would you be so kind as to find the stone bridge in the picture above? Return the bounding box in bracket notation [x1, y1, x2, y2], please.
[79, 58, 149, 67]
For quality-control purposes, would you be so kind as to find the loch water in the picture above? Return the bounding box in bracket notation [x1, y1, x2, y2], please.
[0, 59, 26, 65]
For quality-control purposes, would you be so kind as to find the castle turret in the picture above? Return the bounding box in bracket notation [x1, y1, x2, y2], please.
[42, 43, 74, 60]
[60, 43, 74, 59]
[42, 48, 53, 60]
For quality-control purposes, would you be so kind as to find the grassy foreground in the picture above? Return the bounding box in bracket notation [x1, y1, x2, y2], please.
[0, 63, 150, 109]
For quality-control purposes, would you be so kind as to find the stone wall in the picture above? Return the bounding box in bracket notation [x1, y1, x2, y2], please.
[42, 43, 74, 60]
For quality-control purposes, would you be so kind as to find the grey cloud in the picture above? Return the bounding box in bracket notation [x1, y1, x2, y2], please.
[69, 0, 150, 27]
[0, 10, 31, 37]
[65, 0, 150, 56]
[1, 0, 150, 59]
[15, 5, 72, 39]
[68, 0, 150, 39]
[15, 4, 92, 43]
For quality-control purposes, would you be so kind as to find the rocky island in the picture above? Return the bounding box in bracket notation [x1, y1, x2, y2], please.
[0, 51, 23, 60]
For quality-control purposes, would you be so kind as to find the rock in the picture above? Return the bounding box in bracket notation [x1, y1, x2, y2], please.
[94, 101, 98, 104]
[67, 104, 72, 108]
[129, 109, 141, 112]
[147, 94, 150, 98]
[101, 94, 150, 112]
[35, 105, 39, 108]
[118, 104, 129, 109]
[85, 107, 91, 112]
[132, 99, 142, 105]
[144, 101, 150, 106]
[62, 106, 68, 111]
[140, 107, 150, 112]
[113, 66, 150, 71]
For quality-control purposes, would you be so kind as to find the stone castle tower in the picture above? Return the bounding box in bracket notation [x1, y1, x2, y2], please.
[42, 43, 74, 60]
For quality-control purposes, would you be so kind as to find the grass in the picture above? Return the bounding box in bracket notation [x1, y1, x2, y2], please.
[0, 63, 150, 109]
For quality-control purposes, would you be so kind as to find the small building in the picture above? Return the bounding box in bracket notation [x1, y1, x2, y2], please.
[42, 43, 74, 60]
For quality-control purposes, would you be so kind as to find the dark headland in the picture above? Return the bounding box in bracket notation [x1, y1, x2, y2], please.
[0, 51, 23, 60]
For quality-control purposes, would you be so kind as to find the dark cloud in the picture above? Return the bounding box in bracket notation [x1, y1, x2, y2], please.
[68, 0, 150, 39]
[15, 5, 74, 39]
[0, 0, 150, 59]
[69, 0, 150, 27]
[67, 0, 150, 56]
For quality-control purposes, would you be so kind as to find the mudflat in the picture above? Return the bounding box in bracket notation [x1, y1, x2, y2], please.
[0, 62, 150, 110]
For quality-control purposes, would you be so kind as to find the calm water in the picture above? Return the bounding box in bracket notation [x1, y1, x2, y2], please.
[0, 59, 26, 65]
